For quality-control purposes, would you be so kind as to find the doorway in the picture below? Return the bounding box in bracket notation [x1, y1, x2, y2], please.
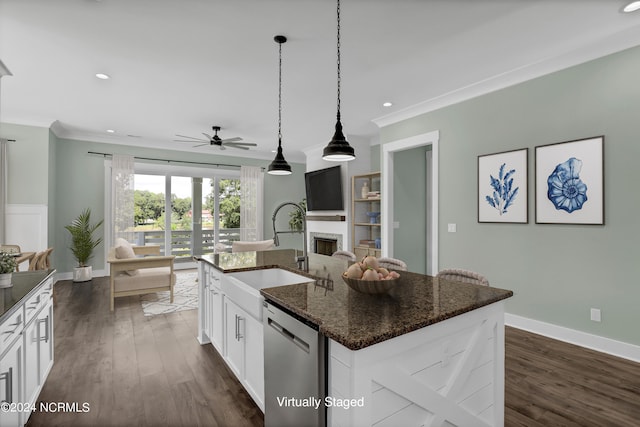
[381, 130, 439, 275]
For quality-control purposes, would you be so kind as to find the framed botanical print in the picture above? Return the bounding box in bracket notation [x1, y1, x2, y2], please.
[535, 136, 604, 225]
[478, 148, 528, 223]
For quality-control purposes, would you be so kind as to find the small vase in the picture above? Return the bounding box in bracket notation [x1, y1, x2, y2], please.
[361, 182, 369, 199]
[0, 272, 13, 288]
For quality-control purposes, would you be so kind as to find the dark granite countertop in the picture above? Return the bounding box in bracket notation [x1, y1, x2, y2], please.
[197, 250, 512, 350]
[0, 269, 55, 323]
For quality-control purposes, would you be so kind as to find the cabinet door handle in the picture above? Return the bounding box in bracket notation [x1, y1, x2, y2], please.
[234, 314, 239, 340]
[237, 316, 244, 341]
[39, 316, 50, 343]
[0, 367, 12, 403]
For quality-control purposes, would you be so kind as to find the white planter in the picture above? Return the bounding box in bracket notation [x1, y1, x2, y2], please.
[73, 266, 93, 282]
[0, 272, 13, 288]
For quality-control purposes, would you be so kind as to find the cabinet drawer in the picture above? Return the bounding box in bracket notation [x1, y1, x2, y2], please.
[24, 278, 53, 324]
[0, 307, 24, 350]
[209, 266, 223, 289]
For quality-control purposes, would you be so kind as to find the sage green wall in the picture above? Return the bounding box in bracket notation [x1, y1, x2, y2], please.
[51, 138, 305, 273]
[381, 45, 640, 346]
[1, 122, 49, 204]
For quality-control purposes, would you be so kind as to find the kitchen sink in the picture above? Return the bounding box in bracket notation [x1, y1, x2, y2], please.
[222, 268, 312, 321]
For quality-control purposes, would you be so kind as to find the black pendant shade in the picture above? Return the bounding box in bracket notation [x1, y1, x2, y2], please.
[267, 35, 293, 176]
[323, 112, 355, 161]
[268, 139, 292, 175]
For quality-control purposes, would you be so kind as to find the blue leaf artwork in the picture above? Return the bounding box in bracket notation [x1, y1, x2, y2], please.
[547, 157, 588, 213]
[485, 163, 519, 215]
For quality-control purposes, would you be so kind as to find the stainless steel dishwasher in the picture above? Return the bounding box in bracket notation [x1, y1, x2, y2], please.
[263, 301, 327, 427]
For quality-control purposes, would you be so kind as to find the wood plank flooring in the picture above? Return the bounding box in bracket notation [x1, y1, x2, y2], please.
[505, 327, 640, 427]
[27, 274, 262, 427]
[27, 276, 640, 427]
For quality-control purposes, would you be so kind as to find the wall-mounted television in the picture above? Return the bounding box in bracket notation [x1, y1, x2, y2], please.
[304, 166, 344, 211]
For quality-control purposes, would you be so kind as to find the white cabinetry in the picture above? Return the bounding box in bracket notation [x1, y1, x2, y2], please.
[0, 309, 23, 427]
[224, 298, 244, 378]
[0, 275, 54, 426]
[207, 267, 224, 353]
[223, 298, 264, 411]
[198, 260, 264, 412]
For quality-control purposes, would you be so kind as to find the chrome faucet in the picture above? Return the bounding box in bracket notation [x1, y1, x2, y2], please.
[272, 201, 308, 271]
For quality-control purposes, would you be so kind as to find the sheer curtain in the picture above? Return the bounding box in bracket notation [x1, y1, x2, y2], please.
[0, 139, 6, 244]
[111, 154, 135, 244]
[240, 166, 264, 241]
[0, 60, 11, 244]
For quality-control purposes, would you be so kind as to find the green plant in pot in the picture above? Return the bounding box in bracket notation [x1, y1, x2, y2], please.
[0, 252, 17, 288]
[289, 199, 306, 232]
[65, 208, 104, 282]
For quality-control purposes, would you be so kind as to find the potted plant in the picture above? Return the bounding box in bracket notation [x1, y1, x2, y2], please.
[288, 199, 306, 232]
[0, 252, 17, 288]
[65, 208, 104, 282]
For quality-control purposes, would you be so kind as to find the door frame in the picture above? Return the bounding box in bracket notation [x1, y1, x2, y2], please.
[381, 130, 439, 275]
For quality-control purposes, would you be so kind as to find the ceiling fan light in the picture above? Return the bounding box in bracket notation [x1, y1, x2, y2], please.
[623, 1, 640, 12]
[323, 115, 355, 161]
[268, 143, 292, 175]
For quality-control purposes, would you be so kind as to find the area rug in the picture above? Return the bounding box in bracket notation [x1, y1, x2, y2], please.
[140, 270, 198, 316]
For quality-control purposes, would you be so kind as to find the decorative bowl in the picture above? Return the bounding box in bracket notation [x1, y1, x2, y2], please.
[342, 273, 399, 294]
[366, 211, 380, 224]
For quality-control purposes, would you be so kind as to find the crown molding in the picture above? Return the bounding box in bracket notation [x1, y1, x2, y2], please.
[373, 25, 640, 129]
[0, 60, 12, 77]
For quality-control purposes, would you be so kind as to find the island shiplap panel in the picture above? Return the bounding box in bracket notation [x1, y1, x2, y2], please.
[328, 302, 505, 427]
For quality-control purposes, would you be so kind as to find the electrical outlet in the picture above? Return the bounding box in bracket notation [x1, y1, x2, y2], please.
[590, 308, 601, 322]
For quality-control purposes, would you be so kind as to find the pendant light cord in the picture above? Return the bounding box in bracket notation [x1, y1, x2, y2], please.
[278, 39, 283, 146]
[336, 0, 341, 118]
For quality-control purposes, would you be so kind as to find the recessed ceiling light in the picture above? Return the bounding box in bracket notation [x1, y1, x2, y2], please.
[106, 129, 115, 133]
[383, 102, 393, 107]
[623, 1, 640, 12]
[95, 73, 110, 80]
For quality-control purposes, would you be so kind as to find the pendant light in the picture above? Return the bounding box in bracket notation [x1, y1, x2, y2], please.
[268, 35, 293, 175]
[322, 0, 355, 162]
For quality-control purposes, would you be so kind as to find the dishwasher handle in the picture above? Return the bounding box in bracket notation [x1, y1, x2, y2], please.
[267, 318, 310, 354]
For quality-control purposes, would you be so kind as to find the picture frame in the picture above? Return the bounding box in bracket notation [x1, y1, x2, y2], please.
[478, 148, 528, 223]
[535, 136, 604, 225]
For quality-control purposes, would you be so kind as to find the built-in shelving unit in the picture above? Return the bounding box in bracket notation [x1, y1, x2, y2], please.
[351, 172, 382, 259]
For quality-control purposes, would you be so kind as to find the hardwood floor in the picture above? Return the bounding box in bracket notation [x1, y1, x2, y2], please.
[27, 275, 263, 427]
[27, 277, 640, 426]
[505, 327, 640, 427]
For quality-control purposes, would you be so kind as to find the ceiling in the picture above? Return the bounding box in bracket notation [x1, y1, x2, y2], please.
[1, 0, 639, 163]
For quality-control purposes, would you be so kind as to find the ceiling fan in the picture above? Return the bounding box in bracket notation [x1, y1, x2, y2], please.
[174, 126, 257, 150]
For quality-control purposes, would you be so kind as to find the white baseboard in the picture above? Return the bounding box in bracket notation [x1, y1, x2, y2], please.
[505, 313, 640, 363]
[54, 269, 107, 283]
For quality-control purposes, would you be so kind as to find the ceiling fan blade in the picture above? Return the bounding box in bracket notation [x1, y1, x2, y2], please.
[220, 137, 243, 143]
[175, 134, 206, 141]
[174, 139, 207, 143]
[193, 142, 210, 148]
[226, 144, 250, 150]
[202, 133, 213, 140]
[224, 142, 257, 147]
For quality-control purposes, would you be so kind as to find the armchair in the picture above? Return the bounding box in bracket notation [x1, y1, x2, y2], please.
[107, 239, 176, 311]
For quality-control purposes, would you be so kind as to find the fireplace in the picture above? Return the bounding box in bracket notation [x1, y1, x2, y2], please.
[309, 232, 343, 256]
[314, 238, 337, 256]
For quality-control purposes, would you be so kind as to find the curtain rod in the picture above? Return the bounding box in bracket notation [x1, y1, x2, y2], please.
[87, 151, 265, 171]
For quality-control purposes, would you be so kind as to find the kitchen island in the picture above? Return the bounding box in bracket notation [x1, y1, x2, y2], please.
[197, 249, 512, 427]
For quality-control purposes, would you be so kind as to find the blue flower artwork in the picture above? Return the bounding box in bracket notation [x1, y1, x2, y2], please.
[546, 157, 588, 213]
[485, 163, 519, 215]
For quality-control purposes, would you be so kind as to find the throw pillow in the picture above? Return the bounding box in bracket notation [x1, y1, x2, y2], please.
[114, 238, 139, 276]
